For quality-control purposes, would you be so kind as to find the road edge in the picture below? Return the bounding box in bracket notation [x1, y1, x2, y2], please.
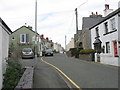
[41, 57, 82, 90]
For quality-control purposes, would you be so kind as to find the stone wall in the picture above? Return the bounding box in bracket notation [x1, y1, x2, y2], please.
[15, 67, 34, 89]
[79, 53, 95, 61]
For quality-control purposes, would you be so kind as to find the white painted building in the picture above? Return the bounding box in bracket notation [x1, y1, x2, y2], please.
[66, 38, 75, 51]
[40, 35, 53, 51]
[90, 3, 120, 66]
[54, 43, 63, 53]
[0, 18, 12, 89]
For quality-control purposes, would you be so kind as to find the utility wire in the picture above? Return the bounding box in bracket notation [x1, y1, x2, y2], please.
[65, 12, 75, 45]
[77, 0, 88, 9]
[66, 13, 75, 35]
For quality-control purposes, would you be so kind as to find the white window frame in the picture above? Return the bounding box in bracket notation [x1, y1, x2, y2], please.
[20, 34, 26, 43]
[106, 42, 110, 53]
[32, 35, 35, 41]
[95, 27, 99, 37]
[20, 34, 29, 43]
[104, 22, 108, 34]
[110, 18, 116, 31]
[26, 34, 29, 43]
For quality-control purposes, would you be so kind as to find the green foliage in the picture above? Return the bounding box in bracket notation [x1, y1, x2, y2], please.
[69, 48, 80, 58]
[53, 50, 57, 53]
[53, 50, 59, 53]
[3, 42, 24, 88]
[9, 43, 15, 57]
[3, 57, 24, 89]
[80, 49, 95, 54]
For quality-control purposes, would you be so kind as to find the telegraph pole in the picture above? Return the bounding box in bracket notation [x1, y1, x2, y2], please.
[35, 0, 37, 62]
[75, 0, 88, 34]
[35, 0, 37, 34]
[75, 8, 78, 34]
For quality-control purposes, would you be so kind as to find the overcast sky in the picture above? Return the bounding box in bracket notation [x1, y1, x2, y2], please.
[0, 0, 119, 48]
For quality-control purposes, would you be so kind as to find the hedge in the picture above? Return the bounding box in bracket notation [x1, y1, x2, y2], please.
[69, 48, 81, 58]
[80, 49, 95, 54]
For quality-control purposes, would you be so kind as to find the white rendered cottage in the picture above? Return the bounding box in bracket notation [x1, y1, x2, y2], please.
[0, 18, 12, 89]
[90, 4, 120, 66]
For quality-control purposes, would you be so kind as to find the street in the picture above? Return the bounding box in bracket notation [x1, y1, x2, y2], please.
[43, 53, 119, 88]
[19, 57, 73, 89]
[1, 1, 120, 90]
[19, 53, 119, 89]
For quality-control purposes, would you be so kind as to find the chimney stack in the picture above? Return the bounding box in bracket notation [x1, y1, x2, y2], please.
[28, 25, 32, 30]
[41, 34, 44, 38]
[46, 37, 49, 41]
[104, 4, 113, 17]
[105, 4, 109, 10]
[96, 12, 98, 15]
[91, 12, 94, 15]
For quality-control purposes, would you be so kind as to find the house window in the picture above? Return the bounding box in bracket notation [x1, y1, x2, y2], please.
[111, 18, 116, 30]
[26, 34, 29, 42]
[106, 42, 110, 53]
[20, 34, 29, 43]
[32, 35, 39, 42]
[104, 22, 108, 33]
[95, 27, 99, 37]
[32, 36, 35, 41]
[21, 34, 25, 43]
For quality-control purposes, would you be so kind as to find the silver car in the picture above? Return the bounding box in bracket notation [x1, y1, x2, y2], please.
[21, 48, 35, 59]
[45, 49, 53, 56]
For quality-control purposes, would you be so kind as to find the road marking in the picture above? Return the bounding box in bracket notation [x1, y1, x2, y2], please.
[55, 69, 72, 89]
[41, 57, 82, 90]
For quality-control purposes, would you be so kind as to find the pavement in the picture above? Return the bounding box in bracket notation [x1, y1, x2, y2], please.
[19, 58, 70, 88]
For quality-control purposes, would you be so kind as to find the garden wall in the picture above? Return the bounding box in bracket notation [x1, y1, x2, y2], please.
[79, 53, 95, 61]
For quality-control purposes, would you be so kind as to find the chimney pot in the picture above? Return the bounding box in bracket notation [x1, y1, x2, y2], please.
[28, 26, 32, 30]
[105, 4, 109, 10]
[96, 12, 98, 15]
[91, 12, 94, 15]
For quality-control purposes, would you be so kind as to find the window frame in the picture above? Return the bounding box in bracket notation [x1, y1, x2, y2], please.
[104, 22, 108, 34]
[110, 18, 116, 31]
[20, 34, 29, 43]
[106, 42, 110, 53]
[95, 27, 99, 37]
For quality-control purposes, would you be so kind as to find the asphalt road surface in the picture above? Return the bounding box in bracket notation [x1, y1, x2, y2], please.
[43, 53, 119, 89]
[19, 58, 73, 89]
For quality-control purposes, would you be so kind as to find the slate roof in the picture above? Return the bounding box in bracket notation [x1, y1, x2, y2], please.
[82, 16, 104, 29]
[0, 18, 12, 34]
[12, 26, 39, 35]
[89, 8, 120, 30]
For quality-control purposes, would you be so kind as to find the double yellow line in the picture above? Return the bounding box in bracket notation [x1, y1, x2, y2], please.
[41, 57, 82, 90]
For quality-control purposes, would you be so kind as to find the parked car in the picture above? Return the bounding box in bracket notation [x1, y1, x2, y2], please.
[45, 49, 53, 56]
[21, 48, 35, 59]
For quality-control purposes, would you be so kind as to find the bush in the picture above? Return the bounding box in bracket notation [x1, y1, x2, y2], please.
[80, 49, 95, 54]
[3, 42, 24, 88]
[69, 48, 81, 58]
[2, 57, 24, 89]
[53, 50, 59, 53]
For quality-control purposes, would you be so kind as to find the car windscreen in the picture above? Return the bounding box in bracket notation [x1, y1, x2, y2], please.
[45, 49, 52, 52]
[23, 49, 32, 52]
